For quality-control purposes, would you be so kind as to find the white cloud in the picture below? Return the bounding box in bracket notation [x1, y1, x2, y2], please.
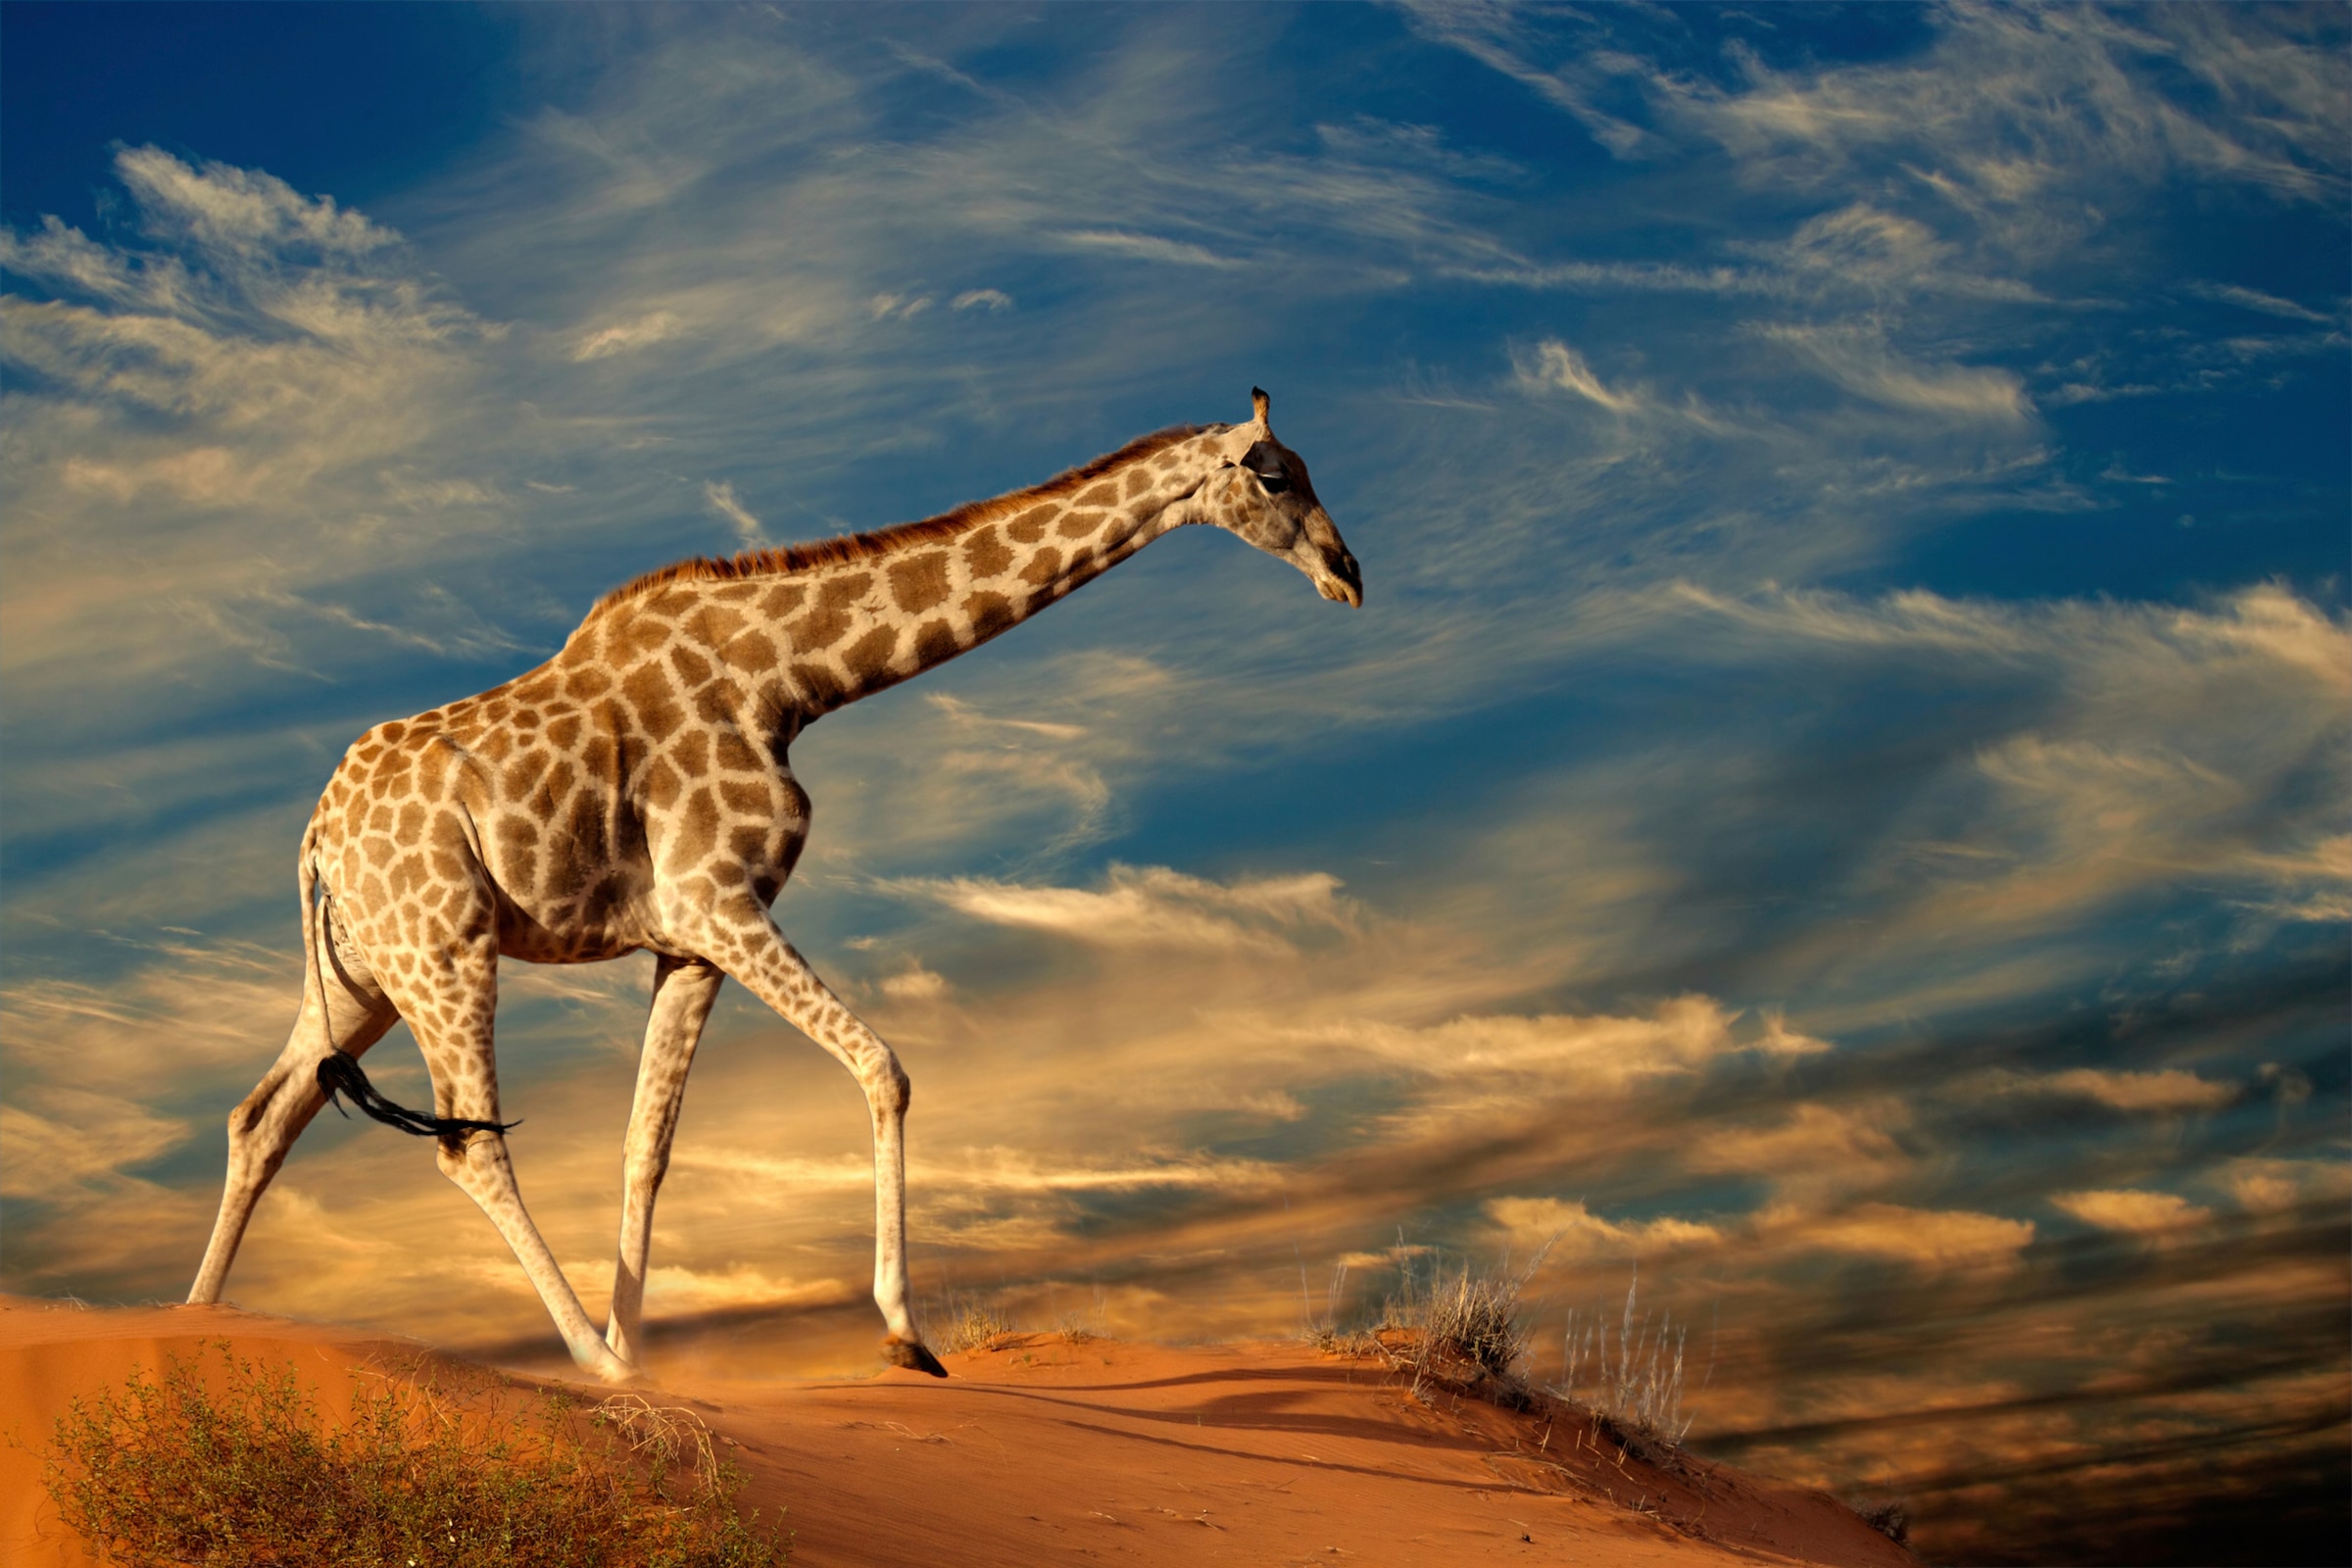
[1759, 324, 2034, 423]
[1517, 339, 1643, 414]
[0, 146, 506, 749]
[1393, 1, 1655, 160]
[951, 288, 1013, 313]
[1769, 203, 2044, 303]
[116, 144, 396, 264]
[1664, 580, 2351, 690]
[1410, 2, 2351, 302]
[703, 479, 762, 546]
[573, 310, 681, 360]
[2186, 281, 2336, 323]
[1684, 6, 2349, 213]
[893, 863, 1353, 954]
[1450, 258, 1783, 295]
[1055, 228, 1239, 268]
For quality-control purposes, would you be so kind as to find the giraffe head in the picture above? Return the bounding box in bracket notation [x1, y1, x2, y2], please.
[1201, 388, 1362, 608]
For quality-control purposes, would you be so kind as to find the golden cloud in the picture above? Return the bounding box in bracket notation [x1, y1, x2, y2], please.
[1765, 1201, 2035, 1269]
[2051, 1188, 2214, 1236]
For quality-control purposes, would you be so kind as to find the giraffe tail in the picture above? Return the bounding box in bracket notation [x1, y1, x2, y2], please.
[316, 1052, 519, 1140]
[299, 820, 517, 1142]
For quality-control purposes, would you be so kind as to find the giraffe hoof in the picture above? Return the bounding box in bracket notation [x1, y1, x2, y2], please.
[883, 1337, 948, 1378]
[580, 1346, 643, 1385]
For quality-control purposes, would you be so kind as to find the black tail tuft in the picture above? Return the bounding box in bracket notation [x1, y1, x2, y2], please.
[317, 1052, 518, 1141]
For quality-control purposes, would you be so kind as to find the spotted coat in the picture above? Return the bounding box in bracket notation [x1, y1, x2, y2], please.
[188, 394, 1363, 1382]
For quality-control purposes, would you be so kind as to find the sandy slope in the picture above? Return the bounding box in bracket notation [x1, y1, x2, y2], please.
[1, 1299, 1914, 1567]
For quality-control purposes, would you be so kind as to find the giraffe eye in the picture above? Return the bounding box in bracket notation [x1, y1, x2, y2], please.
[1242, 441, 1290, 493]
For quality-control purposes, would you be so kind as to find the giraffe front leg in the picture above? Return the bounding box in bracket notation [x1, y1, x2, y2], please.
[605, 955, 724, 1366]
[693, 899, 944, 1376]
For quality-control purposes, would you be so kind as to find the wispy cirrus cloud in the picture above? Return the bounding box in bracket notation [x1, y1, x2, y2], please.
[701, 479, 762, 546]
[1408, 3, 2350, 214]
[1514, 338, 1648, 415]
[0, 148, 515, 745]
[573, 310, 681, 360]
[888, 863, 1354, 954]
[1757, 323, 2034, 423]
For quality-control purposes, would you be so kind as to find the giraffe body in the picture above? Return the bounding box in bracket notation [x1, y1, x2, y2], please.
[187, 392, 1360, 1381]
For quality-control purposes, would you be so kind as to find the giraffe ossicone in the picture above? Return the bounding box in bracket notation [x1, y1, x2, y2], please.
[186, 389, 1362, 1383]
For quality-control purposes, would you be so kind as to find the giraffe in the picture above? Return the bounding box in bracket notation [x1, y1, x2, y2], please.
[186, 389, 1361, 1382]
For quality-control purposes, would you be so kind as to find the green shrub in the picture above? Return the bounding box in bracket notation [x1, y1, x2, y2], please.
[42, 1343, 784, 1567]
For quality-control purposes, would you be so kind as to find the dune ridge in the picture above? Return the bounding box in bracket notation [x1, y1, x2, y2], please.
[2, 1297, 1915, 1566]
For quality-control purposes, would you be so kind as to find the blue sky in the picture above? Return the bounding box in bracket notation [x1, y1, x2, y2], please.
[3, 6, 2345, 1561]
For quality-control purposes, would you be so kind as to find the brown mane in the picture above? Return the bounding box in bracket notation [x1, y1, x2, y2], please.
[589, 423, 1212, 616]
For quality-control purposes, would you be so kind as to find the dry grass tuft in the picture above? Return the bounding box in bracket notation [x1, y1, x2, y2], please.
[1300, 1242, 1553, 1412]
[1423, 1264, 1536, 1380]
[1304, 1243, 1711, 1469]
[592, 1393, 725, 1494]
[1384, 1242, 1551, 1400]
[938, 1298, 1019, 1353]
[41, 1342, 783, 1567]
[1556, 1266, 1696, 1445]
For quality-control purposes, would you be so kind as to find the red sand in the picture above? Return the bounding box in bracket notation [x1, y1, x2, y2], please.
[2, 1298, 1915, 1566]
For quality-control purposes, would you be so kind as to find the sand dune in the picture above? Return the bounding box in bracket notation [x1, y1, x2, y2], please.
[2, 1298, 1915, 1566]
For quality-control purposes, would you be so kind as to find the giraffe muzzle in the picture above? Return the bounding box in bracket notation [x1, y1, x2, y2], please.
[1300, 513, 1362, 607]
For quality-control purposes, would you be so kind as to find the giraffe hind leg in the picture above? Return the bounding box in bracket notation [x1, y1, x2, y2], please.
[188, 955, 398, 1304]
[431, 1087, 636, 1384]
[390, 928, 636, 1384]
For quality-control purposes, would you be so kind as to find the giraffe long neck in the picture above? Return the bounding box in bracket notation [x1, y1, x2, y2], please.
[634, 428, 1232, 722]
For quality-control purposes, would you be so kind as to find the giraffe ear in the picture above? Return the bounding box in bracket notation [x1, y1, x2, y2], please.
[1250, 386, 1271, 427]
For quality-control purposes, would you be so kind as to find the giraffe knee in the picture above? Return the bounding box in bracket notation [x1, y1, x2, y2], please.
[435, 1135, 489, 1181]
[222, 1105, 268, 1175]
[227, 1099, 265, 1147]
[227, 1070, 291, 1142]
[227, 1079, 290, 1150]
[866, 1058, 910, 1118]
[621, 1141, 672, 1192]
